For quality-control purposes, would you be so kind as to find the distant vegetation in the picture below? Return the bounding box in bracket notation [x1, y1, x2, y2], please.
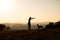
[0, 21, 60, 31]
[45, 21, 60, 29]
[0, 24, 6, 31]
[0, 24, 11, 31]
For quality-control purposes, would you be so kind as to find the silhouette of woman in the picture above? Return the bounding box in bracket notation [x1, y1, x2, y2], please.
[28, 17, 35, 30]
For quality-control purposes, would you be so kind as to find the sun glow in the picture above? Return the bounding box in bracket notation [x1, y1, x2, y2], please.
[0, 0, 12, 11]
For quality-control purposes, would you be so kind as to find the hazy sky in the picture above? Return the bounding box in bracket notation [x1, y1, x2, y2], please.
[0, 0, 60, 23]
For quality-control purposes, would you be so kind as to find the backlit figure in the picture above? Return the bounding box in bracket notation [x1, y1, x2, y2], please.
[28, 17, 35, 30]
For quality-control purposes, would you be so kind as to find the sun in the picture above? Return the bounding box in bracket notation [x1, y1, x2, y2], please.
[0, 0, 11, 11]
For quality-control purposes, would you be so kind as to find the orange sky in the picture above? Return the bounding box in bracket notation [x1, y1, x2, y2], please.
[0, 0, 60, 23]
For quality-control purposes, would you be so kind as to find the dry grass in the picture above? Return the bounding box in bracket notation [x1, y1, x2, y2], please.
[0, 28, 60, 40]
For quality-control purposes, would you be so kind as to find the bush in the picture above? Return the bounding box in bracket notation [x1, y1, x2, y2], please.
[0, 24, 6, 31]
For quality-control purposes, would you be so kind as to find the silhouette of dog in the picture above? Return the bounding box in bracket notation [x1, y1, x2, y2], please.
[37, 24, 43, 30]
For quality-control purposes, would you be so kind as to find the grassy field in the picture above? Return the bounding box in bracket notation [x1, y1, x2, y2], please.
[0, 28, 60, 40]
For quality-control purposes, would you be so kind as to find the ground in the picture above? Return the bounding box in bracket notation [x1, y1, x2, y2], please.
[0, 28, 60, 40]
